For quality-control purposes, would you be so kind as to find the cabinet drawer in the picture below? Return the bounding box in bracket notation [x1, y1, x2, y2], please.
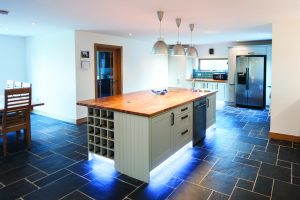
[173, 103, 192, 117]
[173, 111, 192, 131]
[173, 126, 192, 152]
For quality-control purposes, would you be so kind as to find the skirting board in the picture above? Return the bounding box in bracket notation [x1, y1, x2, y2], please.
[76, 117, 87, 125]
[269, 132, 300, 143]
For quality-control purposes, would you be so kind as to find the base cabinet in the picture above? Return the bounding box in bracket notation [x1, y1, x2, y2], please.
[197, 81, 226, 101]
[206, 93, 216, 128]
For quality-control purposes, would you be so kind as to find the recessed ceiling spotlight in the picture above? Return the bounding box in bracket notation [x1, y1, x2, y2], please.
[0, 10, 9, 15]
[129, 33, 133, 36]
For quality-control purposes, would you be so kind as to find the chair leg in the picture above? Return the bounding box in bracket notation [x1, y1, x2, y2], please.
[3, 134, 7, 157]
[16, 130, 21, 144]
[25, 129, 31, 150]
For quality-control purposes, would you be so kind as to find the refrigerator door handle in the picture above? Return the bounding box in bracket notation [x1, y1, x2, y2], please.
[246, 68, 249, 90]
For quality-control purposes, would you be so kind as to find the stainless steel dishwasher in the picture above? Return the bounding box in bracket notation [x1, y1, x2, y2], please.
[193, 98, 207, 146]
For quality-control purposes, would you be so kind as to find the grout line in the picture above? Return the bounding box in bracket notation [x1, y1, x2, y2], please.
[291, 163, 293, 184]
[228, 177, 239, 200]
[206, 190, 214, 200]
[252, 161, 262, 192]
[24, 178, 40, 189]
[270, 179, 275, 199]
[235, 186, 270, 198]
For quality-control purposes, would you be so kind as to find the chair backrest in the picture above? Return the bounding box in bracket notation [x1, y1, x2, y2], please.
[6, 80, 14, 89]
[21, 82, 32, 88]
[2, 88, 32, 132]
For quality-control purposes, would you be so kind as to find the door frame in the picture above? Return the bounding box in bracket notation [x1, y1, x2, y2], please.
[94, 44, 123, 98]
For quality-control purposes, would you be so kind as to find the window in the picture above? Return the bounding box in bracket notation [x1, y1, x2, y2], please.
[199, 58, 228, 71]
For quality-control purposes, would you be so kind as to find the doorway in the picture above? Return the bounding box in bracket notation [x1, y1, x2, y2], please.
[94, 44, 122, 98]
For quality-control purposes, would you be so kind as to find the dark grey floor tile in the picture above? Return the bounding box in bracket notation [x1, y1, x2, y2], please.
[277, 160, 291, 168]
[117, 174, 144, 187]
[272, 180, 300, 200]
[0, 164, 38, 185]
[270, 139, 292, 147]
[259, 163, 291, 183]
[200, 170, 237, 195]
[186, 147, 210, 160]
[236, 179, 254, 190]
[208, 191, 229, 200]
[80, 176, 135, 200]
[204, 155, 219, 164]
[230, 141, 254, 154]
[293, 176, 300, 186]
[266, 143, 279, 154]
[254, 145, 266, 151]
[233, 156, 261, 167]
[279, 146, 300, 164]
[253, 176, 273, 196]
[0, 179, 37, 200]
[67, 160, 95, 176]
[236, 135, 268, 147]
[213, 159, 258, 181]
[35, 169, 71, 187]
[61, 190, 93, 200]
[169, 181, 211, 200]
[26, 171, 48, 182]
[236, 152, 250, 158]
[294, 142, 300, 149]
[250, 150, 277, 165]
[30, 153, 75, 174]
[24, 173, 89, 200]
[231, 187, 268, 200]
[293, 163, 300, 177]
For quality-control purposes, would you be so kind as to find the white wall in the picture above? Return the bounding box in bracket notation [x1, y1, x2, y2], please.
[75, 31, 168, 119]
[26, 31, 77, 123]
[196, 43, 229, 60]
[0, 35, 26, 92]
[271, 18, 300, 137]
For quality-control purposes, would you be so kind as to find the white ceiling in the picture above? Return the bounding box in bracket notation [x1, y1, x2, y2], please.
[1, 0, 300, 44]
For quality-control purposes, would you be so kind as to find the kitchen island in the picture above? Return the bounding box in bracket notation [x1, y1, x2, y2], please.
[77, 88, 216, 182]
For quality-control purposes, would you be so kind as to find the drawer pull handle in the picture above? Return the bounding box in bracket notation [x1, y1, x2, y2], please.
[171, 112, 174, 126]
[181, 115, 188, 120]
[181, 107, 188, 112]
[181, 129, 189, 135]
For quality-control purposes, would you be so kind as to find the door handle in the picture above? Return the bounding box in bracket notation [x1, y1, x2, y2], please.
[171, 112, 174, 126]
[181, 115, 188, 120]
[181, 107, 188, 112]
[246, 68, 249, 90]
[181, 129, 189, 135]
[206, 99, 209, 108]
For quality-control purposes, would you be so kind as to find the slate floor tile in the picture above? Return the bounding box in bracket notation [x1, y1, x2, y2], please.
[0, 164, 38, 185]
[272, 180, 300, 200]
[26, 171, 48, 182]
[253, 176, 273, 196]
[259, 163, 291, 183]
[208, 191, 229, 200]
[204, 155, 219, 164]
[269, 139, 292, 147]
[35, 169, 71, 187]
[117, 174, 144, 187]
[168, 181, 211, 200]
[266, 143, 279, 154]
[30, 153, 75, 174]
[249, 150, 277, 165]
[277, 160, 291, 168]
[292, 163, 300, 177]
[80, 176, 135, 200]
[0, 179, 37, 200]
[233, 156, 261, 167]
[61, 190, 94, 200]
[212, 159, 258, 181]
[24, 173, 89, 200]
[200, 170, 237, 195]
[278, 146, 300, 164]
[293, 176, 300, 186]
[230, 187, 268, 200]
[236, 179, 254, 190]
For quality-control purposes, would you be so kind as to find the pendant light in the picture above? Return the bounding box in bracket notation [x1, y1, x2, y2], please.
[152, 11, 168, 55]
[171, 18, 185, 56]
[186, 24, 198, 57]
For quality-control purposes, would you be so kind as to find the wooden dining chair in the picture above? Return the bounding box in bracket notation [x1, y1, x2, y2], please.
[0, 88, 32, 157]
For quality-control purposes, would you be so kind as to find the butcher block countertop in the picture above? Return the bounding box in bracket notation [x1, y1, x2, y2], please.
[77, 88, 217, 117]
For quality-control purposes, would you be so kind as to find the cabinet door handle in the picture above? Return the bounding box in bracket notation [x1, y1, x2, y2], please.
[171, 112, 174, 126]
[181, 129, 189, 135]
[181, 115, 188, 120]
[207, 99, 210, 108]
[181, 107, 188, 112]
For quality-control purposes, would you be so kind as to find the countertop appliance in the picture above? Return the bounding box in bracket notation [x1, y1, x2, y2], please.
[236, 55, 266, 109]
[193, 98, 207, 146]
[213, 73, 228, 80]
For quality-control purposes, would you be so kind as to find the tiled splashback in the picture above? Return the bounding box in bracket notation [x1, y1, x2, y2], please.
[193, 69, 228, 79]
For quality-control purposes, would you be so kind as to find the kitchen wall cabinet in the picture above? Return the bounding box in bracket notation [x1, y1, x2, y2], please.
[206, 93, 216, 129]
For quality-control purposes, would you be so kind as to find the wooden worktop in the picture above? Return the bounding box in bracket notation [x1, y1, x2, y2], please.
[187, 78, 227, 83]
[77, 88, 217, 117]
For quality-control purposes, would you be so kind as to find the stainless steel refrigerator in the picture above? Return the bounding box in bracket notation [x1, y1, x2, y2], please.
[235, 55, 266, 109]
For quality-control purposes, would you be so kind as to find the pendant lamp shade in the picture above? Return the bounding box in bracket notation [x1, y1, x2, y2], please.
[152, 11, 168, 55]
[171, 18, 185, 56]
[152, 39, 168, 54]
[186, 24, 198, 57]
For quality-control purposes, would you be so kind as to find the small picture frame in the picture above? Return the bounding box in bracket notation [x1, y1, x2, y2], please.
[81, 51, 90, 58]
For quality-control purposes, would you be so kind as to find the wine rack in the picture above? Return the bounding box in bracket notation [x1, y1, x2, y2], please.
[87, 107, 115, 160]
